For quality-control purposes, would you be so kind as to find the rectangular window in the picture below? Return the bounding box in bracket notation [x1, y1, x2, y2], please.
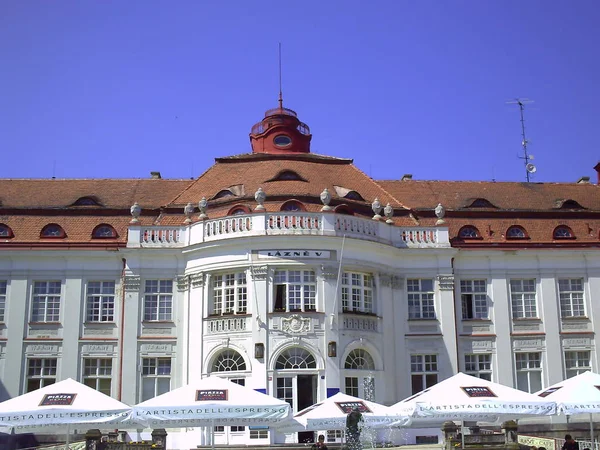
[141, 357, 171, 401]
[83, 358, 112, 395]
[341, 272, 374, 313]
[407, 279, 435, 319]
[249, 430, 269, 439]
[273, 270, 316, 312]
[464, 354, 492, 380]
[565, 351, 590, 379]
[516, 352, 542, 393]
[460, 280, 488, 320]
[31, 281, 61, 322]
[212, 272, 247, 315]
[345, 377, 359, 397]
[0, 281, 6, 322]
[86, 281, 115, 322]
[27, 358, 57, 392]
[559, 278, 585, 318]
[411, 354, 438, 394]
[510, 279, 537, 318]
[143, 280, 173, 321]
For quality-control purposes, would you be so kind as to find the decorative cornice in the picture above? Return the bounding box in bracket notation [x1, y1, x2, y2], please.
[321, 265, 338, 280]
[437, 274, 455, 291]
[190, 272, 205, 289]
[251, 265, 269, 280]
[123, 276, 141, 292]
[391, 276, 404, 289]
[176, 276, 189, 292]
[379, 273, 392, 287]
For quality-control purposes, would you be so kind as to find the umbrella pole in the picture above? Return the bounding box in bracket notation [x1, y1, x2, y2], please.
[590, 413, 594, 450]
[65, 424, 70, 450]
[211, 420, 215, 450]
[461, 421, 465, 449]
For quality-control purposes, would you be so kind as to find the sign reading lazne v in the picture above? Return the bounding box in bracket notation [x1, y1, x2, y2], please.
[258, 250, 331, 259]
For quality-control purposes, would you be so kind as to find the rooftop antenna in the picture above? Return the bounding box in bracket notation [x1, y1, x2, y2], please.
[507, 98, 536, 182]
[278, 42, 283, 109]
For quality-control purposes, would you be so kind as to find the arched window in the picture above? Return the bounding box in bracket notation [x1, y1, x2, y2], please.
[0, 224, 14, 238]
[92, 224, 117, 239]
[458, 226, 480, 239]
[212, 190, 235, 200]
[72, 196, 101, 206]
[553, 226, 574, 239]
[275, 348, 316, 369]
[344, 349, 375, 370]
[211, 349, 247, 372]
[280, 201, 305, 212]
[344, 191, 365, 202]
[334, 205, 354, 215]
[227, 205, 251, 216]
[41, 224, 66, 238]
[506, 226, 527, 239]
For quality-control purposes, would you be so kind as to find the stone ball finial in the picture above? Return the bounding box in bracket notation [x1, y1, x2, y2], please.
[435, 203, 446, 225]
[254, 187, 266, 211]
[130, 202, 141, 224]
[384, 203, 394, 224]
[320, 188, 332, 211]
[372, 198, 382, 220]
[184, 202, 195, 224]
[198, 197, 208, 220]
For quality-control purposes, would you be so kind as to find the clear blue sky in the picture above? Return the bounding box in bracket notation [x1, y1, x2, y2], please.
[1, 1, 599, 183]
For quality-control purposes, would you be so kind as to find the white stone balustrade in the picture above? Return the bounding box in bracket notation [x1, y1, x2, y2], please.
[205, 316, 249, 334]
[128, 212, 450, 249]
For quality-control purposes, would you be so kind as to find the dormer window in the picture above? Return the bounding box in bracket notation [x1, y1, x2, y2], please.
[553, 226, 574, 239]
[268, 170, 307, 182]
[334, 205, 355, 216]
[212, 190, 235, 200]
[344, 191, 365, 201]
[506, 226, 527, 239]
[280, 201, 305, 212]
[72, 196, 101, 206]
[0, 224, 14, 238]
[92, 224, 117, 239]
[41, 224, 66, 238]
[458, 226, 480, 239]
[554, 199, 585, 210]
[465, 198, 497, 208]
[228, 205, 251, 215]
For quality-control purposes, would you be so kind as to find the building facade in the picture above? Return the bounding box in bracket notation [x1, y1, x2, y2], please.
[1, 102, 599, 445]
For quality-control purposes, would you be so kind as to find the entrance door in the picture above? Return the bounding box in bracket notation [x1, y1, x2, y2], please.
[276, 374, 318, 443]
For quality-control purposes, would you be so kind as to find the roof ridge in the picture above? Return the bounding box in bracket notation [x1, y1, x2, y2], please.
[164, 162, 220, 206]
[347, 165, 409, 210]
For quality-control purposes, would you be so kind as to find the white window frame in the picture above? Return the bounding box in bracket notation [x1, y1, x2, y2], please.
[510, 279, 537, 318]
[464, 353, 492, 380]
[341, 272, 374, 313]
[558, 278, 585, 318]
[211, 272, 247, 316]
[0, 281, 6, 322]
[143, 280, 173, 321]
[26, 358, 57, 392]
[31, 281, 61, 322]
[83, 358, 113, 395]
[344, 349, 376, 400]
[410, 354, 438, 394]
[515, 352, 542, 393]
[460, 279, 488, 320]
[86, 281, 116, 322]
[407, 279, 435, 319]
[565, 351, 591, 378]
[141, 357, 172, 401]
[273, 269, 316, 312]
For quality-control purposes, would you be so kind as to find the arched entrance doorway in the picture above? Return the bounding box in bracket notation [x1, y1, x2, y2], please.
[274, 347, 318, 443]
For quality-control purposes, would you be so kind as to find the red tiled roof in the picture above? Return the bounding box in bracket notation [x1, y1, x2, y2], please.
[0, 179, 193, 209]
[377, 180, 600, 211]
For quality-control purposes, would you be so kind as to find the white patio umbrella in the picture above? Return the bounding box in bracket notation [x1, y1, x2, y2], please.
[535, 371, 600, 447]
[132, 376, 291, 429]
[0, 378, 133, 443]
[274, 392, 405, 432]
[0, 378, 132, 430]
[389, 372, 556, 423]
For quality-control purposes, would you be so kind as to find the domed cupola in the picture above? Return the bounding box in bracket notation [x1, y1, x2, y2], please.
[250, 96, 312, 154]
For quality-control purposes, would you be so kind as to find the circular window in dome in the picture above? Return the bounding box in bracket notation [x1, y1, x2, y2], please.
[273, 134, 292, 147]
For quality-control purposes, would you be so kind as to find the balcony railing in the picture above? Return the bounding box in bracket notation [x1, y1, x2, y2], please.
[128, 212, 450, 249]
